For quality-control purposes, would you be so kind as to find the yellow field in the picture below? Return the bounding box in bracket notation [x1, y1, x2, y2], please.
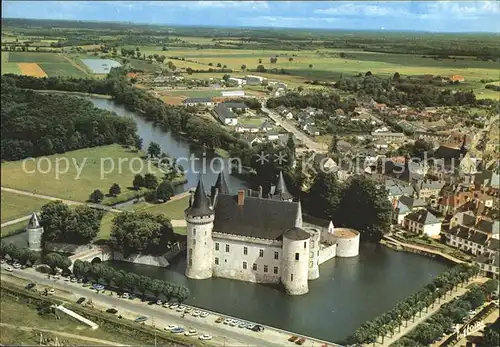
[17, 63, 47, 77]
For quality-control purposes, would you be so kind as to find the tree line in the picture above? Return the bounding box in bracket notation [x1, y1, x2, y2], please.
[0, 243, 40, 266]
[347, 264, 480, 345]
[266, 90, 356, 113]
[0, 80, 139, 161]
[73, 260, 190, 302]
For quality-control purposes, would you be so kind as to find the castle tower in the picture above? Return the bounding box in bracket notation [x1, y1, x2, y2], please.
[272, 171, 294, 201]
[185, 178, 215, 280]
[27, 212, 43, 251]
[281, 227, 310, 295]
[211, 171, 230, 197]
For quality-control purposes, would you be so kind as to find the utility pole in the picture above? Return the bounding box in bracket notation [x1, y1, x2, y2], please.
[152, 316, 157, 347]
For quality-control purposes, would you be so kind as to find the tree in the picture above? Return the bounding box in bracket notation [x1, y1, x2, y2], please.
[307, 172, 342, 221]
[309, 64, 313, 68]
[270, 57, 278, 64]
[147, 142, 161, 158]
[186, 67, 193, 75]
[256, 65, 266, 73]
[217, 63, 222, 68]
[156, 181, 174, 202]
[286, 134, 295, 156]
[258, 58, 262, 64]
[365, 71, 373, 76]
[133, 174, 145, 190]
[241, 64, 247, 71]
[40, 201, 74, 242]
[144, 173, 159, 190]
[288, 57, 293, 62]
[109, 183, 121, 197]
[393, 72, 401, 81]
[483, 279, 498, 294]
[89, 189, 104, 203]
[329, 135, 338, 153]
[222, 74, 231, 82]
[337, 176, 392, 241]
[45, 253, 60, 271]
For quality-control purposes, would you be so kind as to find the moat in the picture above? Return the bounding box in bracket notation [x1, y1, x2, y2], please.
[2, 97, 451, 343]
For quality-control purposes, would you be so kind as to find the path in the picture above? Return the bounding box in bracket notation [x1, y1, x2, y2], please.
[261, 105, 327, 153]
[2, 269, 341, 347]
[379, 283, 471, 346]
[383, 234, 464, 264]
[0, 323, 129, 346]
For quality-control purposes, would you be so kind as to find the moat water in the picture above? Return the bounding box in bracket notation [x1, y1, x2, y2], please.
[2, 97, 451, 343]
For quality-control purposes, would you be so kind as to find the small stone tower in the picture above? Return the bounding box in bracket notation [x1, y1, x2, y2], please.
[281, 227, 311, 295]
[185, 178, 215, 280]
[27, 212, 43, 251]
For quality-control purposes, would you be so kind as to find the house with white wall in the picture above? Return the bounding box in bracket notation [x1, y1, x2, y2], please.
[403, 209, 441, 237]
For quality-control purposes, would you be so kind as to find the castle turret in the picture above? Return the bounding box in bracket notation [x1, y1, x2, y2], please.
[281, 227, 310, 295]
[27, 212, 43, 251]
[272, 171, 293, 201]
[211, 171, 230, 197]
[185, 178, 215, 280]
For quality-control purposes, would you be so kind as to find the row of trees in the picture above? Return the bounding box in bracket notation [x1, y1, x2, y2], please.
[40, 201, 104, 244]
[266, 91, 356, 113]
[73, 260, 190, 302]
[0, 243, 40, 265]
[347, 264, 480, 345]
[394, 278, 498, 347]
[1, 79, 140, 161]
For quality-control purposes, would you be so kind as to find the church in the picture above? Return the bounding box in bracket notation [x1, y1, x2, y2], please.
[184, 171, 360, 295]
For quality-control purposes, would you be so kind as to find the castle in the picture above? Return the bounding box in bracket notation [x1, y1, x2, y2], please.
[184, 171, 360, 295]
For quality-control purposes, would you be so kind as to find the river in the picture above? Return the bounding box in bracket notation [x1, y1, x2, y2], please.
[2, 96, 451, 343]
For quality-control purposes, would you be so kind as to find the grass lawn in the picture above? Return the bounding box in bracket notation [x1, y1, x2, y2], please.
[1, 144, 162, 204]
[39, 62, 88, 78]
[173, 227, 187, 235]
[1, 191, 51, 223]
[1, 52, 21, 74]
[96, 211, 118, 241]
[238, 117, 265, 126]
[8, 52, 67, 63]
[0, 220, 27, 238]
[137, 196, 190, 220]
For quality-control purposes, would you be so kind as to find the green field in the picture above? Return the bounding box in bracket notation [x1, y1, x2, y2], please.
[0, 220, 27, 238]
[1, 52, 21, 74]
[8, 52, 67, 63]
[1, 191, 51, 223]
[1, 145, 163, 204]
[137, 196, 190, 220]
[38, 62, 88, 77]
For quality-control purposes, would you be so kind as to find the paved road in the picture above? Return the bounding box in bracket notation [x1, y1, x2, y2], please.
[261, 106, 327, 153]
[0, 323, 128, 346]
[3, 269, 291, 347]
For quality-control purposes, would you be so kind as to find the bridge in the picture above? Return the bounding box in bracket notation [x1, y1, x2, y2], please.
[68, 245, 112, 271]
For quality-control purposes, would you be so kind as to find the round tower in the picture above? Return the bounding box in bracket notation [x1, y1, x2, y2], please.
[332, 228, 360, 257]
[27, 212, 43, 251]
[185, 179, 215, 280]
[304, 227, 320, 280]
[281, 227, 310, 295]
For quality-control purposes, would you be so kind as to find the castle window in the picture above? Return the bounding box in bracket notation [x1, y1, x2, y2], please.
[189, 258, 192, 266]
[274, 252, 279, 260]
[264, 265, 268, 273]
[193, 239, 196, 246]
[215, 257, 219, 265]
[243, 261, 247, 269]
[252, 263, 257, 271]
[243, 247, 248, 255]
[193, 228, 196, 235]
[215, 243, 219, 251]
[225, 244, 230, 252]
[295, 253, 300, 261]
[259, 249, 264, 257]
[290, 274, 294, 281]
[304, 241, 306, 249]
[189, 248, 192, 256]
[273, 266, 278, 274]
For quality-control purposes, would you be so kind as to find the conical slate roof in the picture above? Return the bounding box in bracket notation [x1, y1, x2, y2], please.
[186, 178, 213, 217]
[273, 171, 293, 201]
[27, 212, 40, 229]
[214, 171, 230, 195]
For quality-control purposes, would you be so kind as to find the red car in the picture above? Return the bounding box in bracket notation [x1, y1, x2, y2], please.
[288, 336, 298, 342]
[295, 337, 306, 345]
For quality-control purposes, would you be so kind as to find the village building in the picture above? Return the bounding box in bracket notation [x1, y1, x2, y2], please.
[183, 97, 214, 107]
[214, 104, 238, 126]
[403, 209, 442, 237]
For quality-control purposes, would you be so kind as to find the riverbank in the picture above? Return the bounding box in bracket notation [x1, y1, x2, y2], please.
[29, 89, 113, 99]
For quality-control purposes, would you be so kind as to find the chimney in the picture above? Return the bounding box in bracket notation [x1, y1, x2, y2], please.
[258, 185, 263, 198]
[237, 190, 245, 206]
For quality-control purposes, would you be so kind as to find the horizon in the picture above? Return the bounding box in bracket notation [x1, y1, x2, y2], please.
[2, 1, 499, 33]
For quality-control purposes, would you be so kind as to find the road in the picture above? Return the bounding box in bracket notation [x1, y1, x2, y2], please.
[0, 323, 128, 346]
[261, 106, 327, 153]
[2, 268, 330, 347]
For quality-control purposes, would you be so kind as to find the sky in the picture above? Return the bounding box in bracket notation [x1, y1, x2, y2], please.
[2, 1, 499, 33]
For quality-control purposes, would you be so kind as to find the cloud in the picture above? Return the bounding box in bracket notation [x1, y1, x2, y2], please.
[422, 1, 500, 19]
[243, 15, 338, 28]
[315, 2, 410, 17]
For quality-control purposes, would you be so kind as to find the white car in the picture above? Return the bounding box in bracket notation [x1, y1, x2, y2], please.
[184, 329, 197, 336]
[0, 259, 6, 264]
[70, 277, 78, 283]
[122, 293, 129, 299]
[192, 310, 200, 317]
[53, 274, 61, 280]
[176, 306, 185, 312]
[12, 263, 22, 269]
[169, 304, 178, 309]
[48, 288, 55, 295]
[4, 266, 13, 272]
[199, 334, 212, 341]
[223, 318, 232, 325]
[162, 302, 170, 308]
[200, 312, 209, 318]
[184, 307, 192, 312]
[164, 325, 178, 331]
[157, 300, 162, 305]
[230, 320, 238, 327]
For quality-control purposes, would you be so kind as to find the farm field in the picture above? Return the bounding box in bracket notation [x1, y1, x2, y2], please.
[137, 196, 190, 220]
[1, 52, 91, 77]
[8, 52, 67, 63]
[0, 191, 51, 223]
[0, 145, 162, 204]
[17, 63, 47, 77]
[0, 220, 26, 238]
[1, 52, 21, 74]
[39, 62, 87, 78]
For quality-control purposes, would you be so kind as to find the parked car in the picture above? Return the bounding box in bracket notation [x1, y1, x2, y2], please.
[192, 310, 200, 317]
[289, 336, 299, 342]
[25, 283, 36, 290]
[223, 318, 231, 325]
[4, 265, 13, 272]
[76, 297, 86, 304]
[252, 325, 264, 332]
[215, 317, 224, 324]
[169, 303, 179, 309]
[200, 311, 209, 318]
[82, 282, 91, 287]
[238, 321, 247, 328]
[134, 316, 148, 323]
[165, 325, 178, 331]
[77, 278, 84, 283]
[122, 293, 129, 299]
[184, 307, 192, 313]
[53, 274, 60, 279]
[106, 308, 118, 314]
[246, 324, 255, 330]
[162, 302, 170, 308]
[70, 277, 78, 283]
[177, 306, 185, 312]
[296, 337, 306, 345]
[0, 259, 6, 264]
[13, 263, 22, 269]
[47, 288, 55, 295]
[171, 328, 185, 334]
[199, 334, 212, 341]
[64, 277, 70, 282]
[229, 320, 238, 327]
[184, 329, 197, 336]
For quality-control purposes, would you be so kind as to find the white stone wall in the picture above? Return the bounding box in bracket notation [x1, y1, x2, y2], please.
[281, 237, 310, 295]
[185, 214, 215, 280]
[305, 227, 320, 280]
[423, 223, 441, 238]
[45, 242, 94, 254]
[27, 227, 43, 251]
[212, 234, 282, 284]
[333, 229, 360, 257]
[318, 244, 337, 265]
[113, 252, 169, 267]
